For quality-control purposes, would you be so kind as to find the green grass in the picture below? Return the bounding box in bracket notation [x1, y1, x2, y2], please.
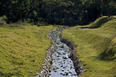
[90, 16, 116, 28]
[62, 16, 116, 77]
[0, 23, 56, 77]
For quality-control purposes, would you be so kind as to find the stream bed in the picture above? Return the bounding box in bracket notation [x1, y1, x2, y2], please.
[49, 28, 78, 77]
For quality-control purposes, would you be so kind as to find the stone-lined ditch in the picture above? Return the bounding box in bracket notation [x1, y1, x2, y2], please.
[35, 27, 83, 77]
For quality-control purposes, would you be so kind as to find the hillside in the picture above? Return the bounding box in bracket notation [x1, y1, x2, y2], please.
[0, 22, 56, 77]
[62, 16, 116, 77]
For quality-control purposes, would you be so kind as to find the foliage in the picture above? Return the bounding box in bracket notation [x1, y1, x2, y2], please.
[0, 16, 7, 26]
[0, 0, 116, 25]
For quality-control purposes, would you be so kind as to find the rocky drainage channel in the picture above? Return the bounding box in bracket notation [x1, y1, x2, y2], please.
[35, 27, 83, 77]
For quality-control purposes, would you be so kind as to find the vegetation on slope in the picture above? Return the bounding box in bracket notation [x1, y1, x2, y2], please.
[0, 21, 56, 77]
[62, 16, 116, 77]
[90, 16, 116, 28]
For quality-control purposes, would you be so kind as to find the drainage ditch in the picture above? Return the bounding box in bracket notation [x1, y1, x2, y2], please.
[35, 27, 83, 77]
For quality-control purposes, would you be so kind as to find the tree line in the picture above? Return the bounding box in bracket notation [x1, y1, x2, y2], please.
[0, 0, 116, 25]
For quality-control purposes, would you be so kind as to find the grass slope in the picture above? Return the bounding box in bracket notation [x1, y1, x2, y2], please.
[0, 23, 56, 77]
[62, 16, 116, 77]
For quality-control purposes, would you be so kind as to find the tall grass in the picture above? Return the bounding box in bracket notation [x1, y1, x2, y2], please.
[62, 16, 116, 77]
[0, 22, 56, 77]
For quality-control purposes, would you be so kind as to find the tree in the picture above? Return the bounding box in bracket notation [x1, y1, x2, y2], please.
[102, 0, 116, 17]
[0, 0, 116, 25]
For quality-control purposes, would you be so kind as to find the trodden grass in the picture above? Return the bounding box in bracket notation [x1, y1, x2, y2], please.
[62, 16, 116, 77]
[0, 23, 56, 77]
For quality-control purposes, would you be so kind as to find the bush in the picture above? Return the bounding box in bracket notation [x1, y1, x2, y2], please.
[0, 16, 7, 26]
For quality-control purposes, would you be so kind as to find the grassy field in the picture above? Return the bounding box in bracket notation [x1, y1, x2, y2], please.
[0, 21, 56, 77]
[62, 16, 116, 77]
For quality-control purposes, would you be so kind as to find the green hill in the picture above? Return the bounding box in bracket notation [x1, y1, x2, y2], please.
[62, 16, 116, 77]
[90, 16, 116, 30]
[0, 21, 56, 77]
